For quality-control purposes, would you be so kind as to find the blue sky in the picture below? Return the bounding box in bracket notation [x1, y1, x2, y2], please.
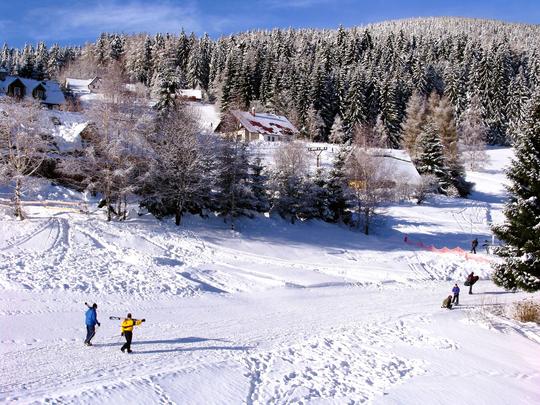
[1, 0, 539, 46]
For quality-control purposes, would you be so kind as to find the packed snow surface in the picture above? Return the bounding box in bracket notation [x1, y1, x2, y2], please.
[1, 148, 540, 404]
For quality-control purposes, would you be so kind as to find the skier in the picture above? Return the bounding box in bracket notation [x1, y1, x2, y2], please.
[120, 313, 145, 353]
[84, 302, 100, 346]
[466, 272, 477, 294]
[442, 295, 453, 309]
[470, 238, 478, 254]
[452, 283, 460, 305]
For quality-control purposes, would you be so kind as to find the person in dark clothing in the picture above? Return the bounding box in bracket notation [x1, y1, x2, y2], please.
[84, 302, 100, 346]
[442, 295, 453, 309]
[452, 284, 460, 305]
[471, 238, 478, 254]
[120, 313, 145, 353]
[466, 272, 478, 294]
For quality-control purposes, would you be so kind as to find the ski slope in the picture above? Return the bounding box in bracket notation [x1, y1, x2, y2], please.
[1, 148, 540, 404]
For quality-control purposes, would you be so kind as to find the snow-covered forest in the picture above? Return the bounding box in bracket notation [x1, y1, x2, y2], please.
[2, 17, 540, 146]
[3, 17, 540, 232]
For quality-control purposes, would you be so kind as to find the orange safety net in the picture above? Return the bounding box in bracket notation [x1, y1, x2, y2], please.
[402, 235, 492, 263]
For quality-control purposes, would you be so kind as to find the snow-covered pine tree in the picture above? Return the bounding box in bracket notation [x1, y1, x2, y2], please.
[416, 122, 451, 194]
[249, 157, 270, 213]
[506, 66, 531, 144]
[329, 115, 346, 144]
[492, 92, 540, 292]
[310, 168, 332, 221]
[33, 42, 49, 80]
[326, 146, 351, 223]
[214, 139, 254, 228]
[152, 40, 182, 112]
[17, 44, 34, 78]
[306, 104, 325, 142]
[432, 94, 469, 196]
[343, 67, 368, 138]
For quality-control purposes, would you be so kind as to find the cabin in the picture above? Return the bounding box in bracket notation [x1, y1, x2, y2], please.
[64, 77, 102, 94]
[216, 109, 298, 142]
[178, 89, 203, 102]
[0, 70, 65, 107]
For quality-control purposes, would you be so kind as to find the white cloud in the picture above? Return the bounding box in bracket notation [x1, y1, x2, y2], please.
[25, 1, 207, 41]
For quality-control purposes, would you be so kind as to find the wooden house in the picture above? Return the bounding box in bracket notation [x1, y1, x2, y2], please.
[0, 72, 65, 107]
[216, 109, 298, 142]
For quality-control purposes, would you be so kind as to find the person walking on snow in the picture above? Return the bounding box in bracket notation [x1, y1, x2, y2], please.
[470, 238, 478, 254]
[120, 313, 145, 353]
[84, 302, 100, 346]
[442, 295, 453, 309]
[452, 284, 460, 305]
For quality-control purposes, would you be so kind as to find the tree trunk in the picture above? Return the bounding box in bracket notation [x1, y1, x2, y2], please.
[175, 202, 183, 226]
[364, 208, 370, 235]
[14, 178, 24, 220]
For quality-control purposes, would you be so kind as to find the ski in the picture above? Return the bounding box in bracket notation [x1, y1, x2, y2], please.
[109, 316, 145, 321]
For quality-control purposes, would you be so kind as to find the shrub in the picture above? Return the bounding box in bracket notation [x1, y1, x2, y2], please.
[513, 300, 540, 323]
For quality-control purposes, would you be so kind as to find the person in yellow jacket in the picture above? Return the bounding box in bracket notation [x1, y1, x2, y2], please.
[120, 313, 145, 353]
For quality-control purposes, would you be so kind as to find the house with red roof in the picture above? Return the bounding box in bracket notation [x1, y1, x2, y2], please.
[216, 109, 298, 142]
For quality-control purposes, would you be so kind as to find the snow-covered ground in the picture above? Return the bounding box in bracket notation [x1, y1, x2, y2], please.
[1, 148, 540, 404]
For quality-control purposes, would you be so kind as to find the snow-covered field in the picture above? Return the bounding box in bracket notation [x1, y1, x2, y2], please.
[1, 148, 540, 404]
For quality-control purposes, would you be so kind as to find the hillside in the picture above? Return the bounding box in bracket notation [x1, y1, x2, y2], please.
[1, 147, 540, 404]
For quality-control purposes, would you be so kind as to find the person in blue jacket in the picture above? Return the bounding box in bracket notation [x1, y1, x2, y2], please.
[84, 302, 100, 346]
[452, 284, 460, 305]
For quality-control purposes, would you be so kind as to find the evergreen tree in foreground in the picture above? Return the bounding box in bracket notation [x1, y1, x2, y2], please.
[492, 93, 540, 292]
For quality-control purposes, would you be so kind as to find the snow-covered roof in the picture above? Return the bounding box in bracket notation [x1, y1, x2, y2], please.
[0, 76, 65, 105]
[178, 89, 203, 100]
[65, 77, 100, 94]
[47, 111, 90, 152]
[230, 110, 298, 137]
[364, 148, 422, 186]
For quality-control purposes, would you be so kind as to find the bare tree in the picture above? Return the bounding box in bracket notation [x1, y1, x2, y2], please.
[352, 123, 386, 148]
[69, 89, 151, 221]
[144, 106, 214, 226]
[458, 94, 489, 170]
[345, 145, 394, 235]
[413, 174, 439, 204]
[273, 141, 310, 177]
[0, 100, 50, 219]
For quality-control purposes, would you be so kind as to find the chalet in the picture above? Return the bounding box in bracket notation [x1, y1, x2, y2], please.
[0, 69, 65, 107]
[216, 109, 298, 142]
[65, 77, 102, 94]
[178, 89, 203, 102]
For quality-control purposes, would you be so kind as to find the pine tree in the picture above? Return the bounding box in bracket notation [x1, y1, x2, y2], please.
[416, 122, 451, 193]
[326, 146, 350, 223]
[329, 115, 346, 144]
[432, 95, 468, 195]
[492, 93, 540, 292]
[214, 140, 253, 228]
[249, 157, 270, 213]
[507, 66, 531, 143]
